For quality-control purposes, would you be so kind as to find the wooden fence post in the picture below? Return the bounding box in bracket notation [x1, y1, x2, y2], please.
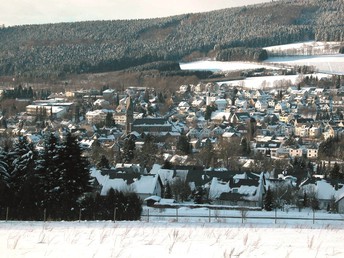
[6, 207, 9, 222]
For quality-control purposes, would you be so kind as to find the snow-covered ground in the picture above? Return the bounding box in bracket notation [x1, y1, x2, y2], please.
[179, 57, 342, 89]
[264, 55, 344, 75]
[217, 73, 330, 90]
[263, 41, 341, 54]
[179, 60, 279, 72]
[180, 41, 344, 88]
[2, 207, 344, 258]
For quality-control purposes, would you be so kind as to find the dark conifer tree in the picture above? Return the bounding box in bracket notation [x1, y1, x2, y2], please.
[330, 162, 342, 180]
[176, 134, 191, 155]
[264, 187, 274, 211]
[58, 133, 92, 218]
[137, 134, 158, 169]
[97, 154, 110, 169]
[5, 136, 40, 219]
[122, 135, 136, 163]
[164, 182, 173, 199]
[36, 133, 63, 217]
[125, 192, 142, 220]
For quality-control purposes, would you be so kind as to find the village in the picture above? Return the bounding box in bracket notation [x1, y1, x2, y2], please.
[1, 72, 344, 214]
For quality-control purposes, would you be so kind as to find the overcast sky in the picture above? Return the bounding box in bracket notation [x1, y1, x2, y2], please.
[1, 0, 273, 26]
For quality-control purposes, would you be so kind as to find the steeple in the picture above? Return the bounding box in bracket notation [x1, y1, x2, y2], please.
[125, 96, 133, 134]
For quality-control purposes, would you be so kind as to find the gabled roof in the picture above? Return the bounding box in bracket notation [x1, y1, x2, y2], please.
[132, 117, 169, 126]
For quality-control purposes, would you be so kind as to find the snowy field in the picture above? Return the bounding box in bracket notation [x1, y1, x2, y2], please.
[179, 57, 342, 89]
[263, 41, 341, 54]
[265, 55, 344, 75]
[2, 207, 344, 258]
[180, 41, 344, 88]
[179, 60, 279, 72]
[180, 55, 344, 76]
[217, 73, 330, 90]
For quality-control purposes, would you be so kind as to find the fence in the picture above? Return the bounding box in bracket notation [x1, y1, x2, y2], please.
[0, 207, 118, 222]
[1, 206, 344, 225]
[140, 208, 344, 225]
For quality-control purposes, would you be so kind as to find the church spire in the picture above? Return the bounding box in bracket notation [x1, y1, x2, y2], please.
[125, 96, 133, 134]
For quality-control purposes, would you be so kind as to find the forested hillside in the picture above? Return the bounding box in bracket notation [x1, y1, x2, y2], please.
[0, 0, 343, 78]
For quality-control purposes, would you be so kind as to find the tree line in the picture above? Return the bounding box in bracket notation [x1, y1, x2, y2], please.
[0, 0, 343, 78]
[0, 133, 142, 221]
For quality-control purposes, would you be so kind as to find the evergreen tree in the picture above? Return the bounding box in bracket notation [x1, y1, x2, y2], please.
[241, 137, 251, 156]
[171, 178, 191, 202]
[330, 162, 342, 179]
[198, 138, 214, 168]
[303, 192, 308, 207]
[136, 134, 158, 169]
[122, 135, 136, 163]
[204, 105, 216, 121]
[264, 187, 274, 211]
[194, 187, 206, 204]
[58, 133, 92, 218]
[36, 133, 63, 215]
[0, 147, 10, 208]
[163, 182, 173, 199]
[97, 154, 110, 169]
[176, 134, 191, 155]
[5, 136, 41, 219]
[105, 112, 114, 127]
[125, 192, 142, 220]
[162, 160, 173, 169]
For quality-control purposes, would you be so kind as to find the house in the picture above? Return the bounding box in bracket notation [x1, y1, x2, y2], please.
[86, 109, 114, 125]
[178, 101, 190, 112]
[211, 111, 231, 123]
[211, 126, 225, 138]
[93, 99, 110, 108]
[278, 114, 291, 124]
[274, 102, 289, 113]
[215, 99, 228, 111]
[307, 147, 319, 159]
[186, 128, 201, 139]
[132, 174, 163, 200]
[131, 118, 172, 135]
[26, 104, 68, 119]
[230, 112, 250, 124]
[254, 141, 281, 158]
[191, 98, 205, 108]
[199, 128, 212, 139]
[300, 179, 338, 210]
[255, 100, 268, 111]
[90, 167, 163, 200]
[289, 147, 304, 158]
[322, 124, 335, 140]
[212, 172, 266, 207]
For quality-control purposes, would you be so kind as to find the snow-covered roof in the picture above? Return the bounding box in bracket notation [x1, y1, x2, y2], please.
[209, 177, 230, 199]
[211, 111, 230, 121]
[316, 180, 335, 200]
[132, 175, 159, 195]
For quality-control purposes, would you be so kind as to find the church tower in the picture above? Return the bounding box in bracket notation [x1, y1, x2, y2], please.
[125, 96, 134, 134]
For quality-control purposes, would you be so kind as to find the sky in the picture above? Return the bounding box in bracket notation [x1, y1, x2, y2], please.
[0, 0, 273, 26]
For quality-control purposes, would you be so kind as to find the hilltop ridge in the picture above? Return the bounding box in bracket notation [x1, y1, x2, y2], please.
[0, 0, 343, 78]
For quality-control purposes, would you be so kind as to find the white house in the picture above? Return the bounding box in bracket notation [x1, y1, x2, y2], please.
[215, 99, 228, 111]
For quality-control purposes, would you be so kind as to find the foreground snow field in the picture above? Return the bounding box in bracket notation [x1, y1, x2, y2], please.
[2, 208, 344, 258]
